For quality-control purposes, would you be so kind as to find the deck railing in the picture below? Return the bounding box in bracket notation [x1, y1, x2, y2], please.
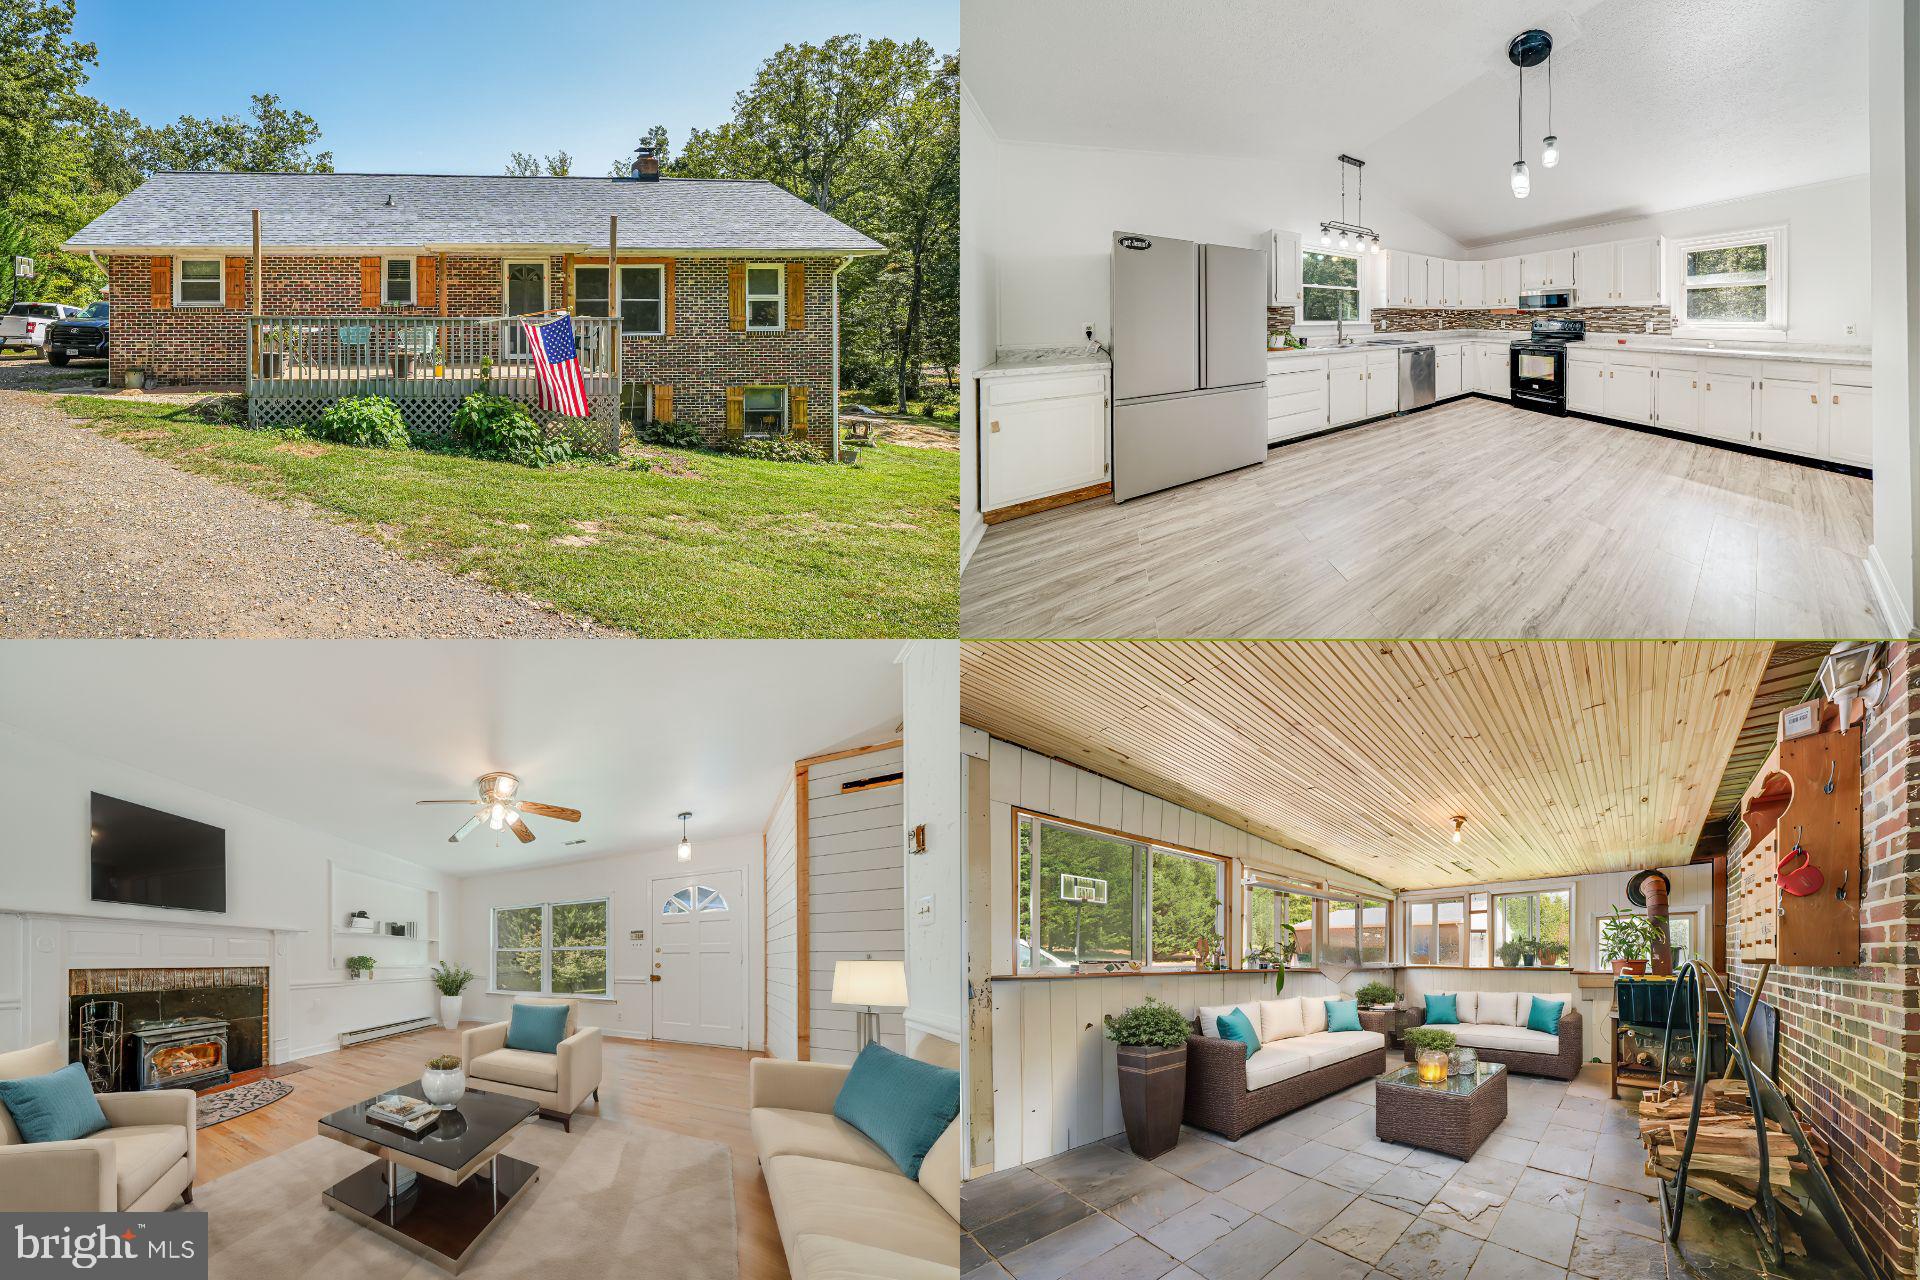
[245, 314, 620, 454]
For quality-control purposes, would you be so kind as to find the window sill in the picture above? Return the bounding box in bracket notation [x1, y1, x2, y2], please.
[174, 301, 224, 309]
[1671, 325, 1786, 342]
[484, 990, 618, 1002]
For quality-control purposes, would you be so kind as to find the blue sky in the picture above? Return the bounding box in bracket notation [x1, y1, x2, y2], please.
[71, 0, 957, 174]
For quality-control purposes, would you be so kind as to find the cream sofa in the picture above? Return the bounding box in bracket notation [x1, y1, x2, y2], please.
[749, 1036, 959, 1280]
[0, 1041, 196, 1212]
[1408, 991, 1583, 1080]
[461, 997, 604, 1131]
[1185, 996, 1388, 1140]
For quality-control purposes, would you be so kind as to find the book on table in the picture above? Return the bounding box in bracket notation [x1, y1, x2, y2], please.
[367, 1095, 439, 1134]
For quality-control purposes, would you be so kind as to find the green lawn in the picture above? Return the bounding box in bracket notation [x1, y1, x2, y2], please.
[57, 396, 958, 637]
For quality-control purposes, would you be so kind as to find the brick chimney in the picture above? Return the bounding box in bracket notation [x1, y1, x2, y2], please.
[630, 146, 660, 182]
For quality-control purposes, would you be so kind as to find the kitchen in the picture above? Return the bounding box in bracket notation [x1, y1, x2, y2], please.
[958, 0, 1913, 640]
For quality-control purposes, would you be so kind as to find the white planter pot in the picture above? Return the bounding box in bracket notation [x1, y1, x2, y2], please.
[439, 995, 463, 1029]
[421, 1066, 466, 1110]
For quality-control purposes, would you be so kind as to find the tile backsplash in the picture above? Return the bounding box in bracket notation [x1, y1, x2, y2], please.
[1372, 305, 1674, 334]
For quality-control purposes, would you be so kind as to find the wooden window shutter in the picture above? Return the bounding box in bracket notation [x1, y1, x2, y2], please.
[664, 260, 676, 335]
[728, 262, 747, 331]
[786, 263, 805, 329]
[725, 386, 745, 434]
[358, 257, 381, 308]
[652, 385, 673, 422]
[789, 386, 808, 438]
[223, 256, 247, 309]
[416, 256, 437, 307]
[150, 259, 171, 310]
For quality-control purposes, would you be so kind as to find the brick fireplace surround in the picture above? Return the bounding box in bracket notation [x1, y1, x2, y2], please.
[67, 966, 268, 1093]
[1728, 641, 1920, 1280]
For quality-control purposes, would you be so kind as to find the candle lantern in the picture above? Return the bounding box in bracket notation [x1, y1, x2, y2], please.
[1416, 1048, 1450, 1083]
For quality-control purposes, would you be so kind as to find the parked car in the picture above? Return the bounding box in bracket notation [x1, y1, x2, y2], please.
[0, 302, 80, 353]
[45, 301, 109, 366]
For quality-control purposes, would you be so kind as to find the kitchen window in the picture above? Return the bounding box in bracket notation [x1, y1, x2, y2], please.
[492, 897, 610, 996]
[1245, 879, 1318, 970]
[1301, 250, 1361, 322]
[575, 264, 666, 335]
[1492, 888, 1571, 967]
[746, 264, 785, 330]
[175, 257, 224, 306]
[1674, 227, 1784, 333]
[1326, 892, 1390, 967]
[1015, 811, 1226, 974]
[383, 257, 414, 306]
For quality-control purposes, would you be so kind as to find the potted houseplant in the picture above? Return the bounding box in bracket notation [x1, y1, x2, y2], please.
[431, 961, 476, 1028]
[421, 1054, 465, 1110]
[1497, 938, 1537, 968]
[1600, 907, 1660, 975]
[1535, 939, 1564, 967]
[1246, 922, 1298, 993]
[345, 955, 375, 981]
[1103, 997, 1191, 1159]
[1355, 981, 1399, 1010]
[1404, 1026, 1458, 1079]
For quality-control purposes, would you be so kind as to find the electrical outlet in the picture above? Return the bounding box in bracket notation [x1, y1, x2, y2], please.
[1846, 323, 1857, 337]
[914, 894, 935, 926]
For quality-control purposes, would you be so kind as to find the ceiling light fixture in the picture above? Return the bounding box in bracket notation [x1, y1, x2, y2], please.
[1507, 29, 1553, 198]
[1451, 815, 1467, 844]
[1317, 154, 1380, 260]
[1540, 43, 1560, 168]
[676, 810, 693, 863]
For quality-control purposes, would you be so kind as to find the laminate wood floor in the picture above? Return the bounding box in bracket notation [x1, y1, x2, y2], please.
[961, 398, 1882, 638]
[193, 1026, 788, 1279]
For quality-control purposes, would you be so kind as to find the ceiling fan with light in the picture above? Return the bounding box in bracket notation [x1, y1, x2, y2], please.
[416, 772, 581, 844]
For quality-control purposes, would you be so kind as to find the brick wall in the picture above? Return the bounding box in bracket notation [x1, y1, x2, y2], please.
[1726, 640, 1920, 1280]
[1371, 304, 1674, 334]
[106, 251, 842, 448]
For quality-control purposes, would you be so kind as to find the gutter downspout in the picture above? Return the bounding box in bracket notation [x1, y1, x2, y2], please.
[832, 257, 851, 461]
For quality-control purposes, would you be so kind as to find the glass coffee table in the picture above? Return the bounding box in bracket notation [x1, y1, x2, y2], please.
[318, 1082, 540, 1274]
[1374, 1062, 1508, 1160]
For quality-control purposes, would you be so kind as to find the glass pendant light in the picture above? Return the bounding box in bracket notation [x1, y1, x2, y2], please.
[1320, 226, 1331, 247]
[1541, 50, 1559, 167]
[676, 810, 693, 863]
[1510, 60, 1530, 198]
[1369, 236, 1380, 255]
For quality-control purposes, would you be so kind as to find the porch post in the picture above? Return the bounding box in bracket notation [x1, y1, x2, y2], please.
[608, 214, 619, 431]
[250, 209, 262, 380]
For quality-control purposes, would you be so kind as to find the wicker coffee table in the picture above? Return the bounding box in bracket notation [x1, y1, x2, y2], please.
[1374, 1062, 1507, 1160]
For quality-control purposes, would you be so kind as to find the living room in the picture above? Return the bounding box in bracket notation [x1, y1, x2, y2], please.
[958, 640, 1913, 1280]
[0, 640, 961, 1279]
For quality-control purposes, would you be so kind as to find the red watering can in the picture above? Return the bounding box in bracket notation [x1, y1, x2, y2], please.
[1777, 838, 1824, 897]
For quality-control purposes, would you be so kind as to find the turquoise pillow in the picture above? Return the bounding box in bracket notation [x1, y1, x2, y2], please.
[1424, 993, 1460, 1025]
[505, 1002, 569, 1054]
[832, 1042, 960, 1179]
[1325, 999, 1360, 1033]
[0, 1061, 108, 1144]
[1216, 1008, 1259, 1058]
[1527, 997, 1565, 1035]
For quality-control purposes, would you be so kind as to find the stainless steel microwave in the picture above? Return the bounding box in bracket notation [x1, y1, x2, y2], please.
[1518, 290, 1574, 310]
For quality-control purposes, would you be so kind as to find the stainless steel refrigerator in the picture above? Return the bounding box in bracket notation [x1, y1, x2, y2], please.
[1110, 232, 1267, 502]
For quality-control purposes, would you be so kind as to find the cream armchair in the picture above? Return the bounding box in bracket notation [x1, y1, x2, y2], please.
[461, 997, 602, 1131]
[0, 1041, 196, 1212]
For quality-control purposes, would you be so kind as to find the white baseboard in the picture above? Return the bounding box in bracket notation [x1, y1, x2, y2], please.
[1866, 544, 1914, 637]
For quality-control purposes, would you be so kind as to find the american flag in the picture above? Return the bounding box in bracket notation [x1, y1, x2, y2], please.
[520, 313, 590, 418]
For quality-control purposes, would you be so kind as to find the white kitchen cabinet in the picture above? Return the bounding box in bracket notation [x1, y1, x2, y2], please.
[1756, 376, 1823, 457]
[1615, 238, 1662, 305]
[1405, 252, 1429, 307]
[1385, 251, 1430, 307]
[1496, 257, 1522, 307]
[1603, 357, 1655, 425]
[981, 371, 1109, 512]
[1829, 373, 1873, 467]
[1267, 356, 1329, 443]
[1575, 243, 1614, 303]
[1699, 369, 1755, 443]
[1264, 228, 1303, 308]
[1567, 357, 1606, 415]
[1386, 253, 1408, 309]
[1328, 354, 1368, 425]
[1521, 249, 1574, 292]
[1365, 350, 1398, 417]
[1432, 259, 1459, 308]
[1434, 345, 1462, 400]
[1457, 262, 1484, 309]
[1653, 360, 1701, 434]
[1481, 344, 1509, 395]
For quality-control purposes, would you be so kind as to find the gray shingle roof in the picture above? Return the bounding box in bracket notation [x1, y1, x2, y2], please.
[63, 171, 884, 254]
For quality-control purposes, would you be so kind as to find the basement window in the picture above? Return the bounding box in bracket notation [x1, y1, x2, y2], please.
[1301, 250, 1361, 322]
[742, 386, 787, 437]
[1674, 227, 1785, 334]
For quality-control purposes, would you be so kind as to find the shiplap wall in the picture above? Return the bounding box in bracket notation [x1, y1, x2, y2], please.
[809, 746, 906, 1064]
[764, 773, 800, 1061]
[979, 733, 1394, 1172]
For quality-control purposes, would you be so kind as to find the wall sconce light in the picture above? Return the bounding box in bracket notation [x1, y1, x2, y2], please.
[1818, 642, 1886, 726]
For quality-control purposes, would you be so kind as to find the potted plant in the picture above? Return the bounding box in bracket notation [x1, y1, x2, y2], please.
[1497, 938, 1537, 968]
[1355, 981, 1399, 1010]
[1103, 997, 1191, 1159]
[1404, 1027, 1457, 1080]
[1246, 922, 1298, 992]
[1535, 940, 1564, 967]
[1600, 907, 1661, 974]
[431, 961, 476, 1028]
[347, 909, 373, 932]
[345, 955, 375, 981]
[258, 325, 296, 378]
[421, 1054, 465, 1110]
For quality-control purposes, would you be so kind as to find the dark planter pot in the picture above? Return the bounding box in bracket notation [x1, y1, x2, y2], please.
[1114, 1043, 1186, 1160]
[392, 353, 414, 378]
[258, 351, 284, 379]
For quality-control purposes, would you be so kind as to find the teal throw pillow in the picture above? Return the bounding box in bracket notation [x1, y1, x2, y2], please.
[832, 1042, 960, 1179]
[1527, 997, 1565, 1035]
[505, 1002, 570, 1054]
[1216, 1008, 1259, 1058]
[0, 1061, 108, 1144]
[1423, 993, 1459, 1025]
[1325, 999, 1361, 1033]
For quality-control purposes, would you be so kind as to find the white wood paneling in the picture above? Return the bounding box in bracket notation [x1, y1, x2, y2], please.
[809, 747, 906, 1064]
[764, 773, 800, 1060]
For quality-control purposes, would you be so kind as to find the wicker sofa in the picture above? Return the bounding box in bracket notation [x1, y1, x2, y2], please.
[1184, 997, 1388, 1141]
[1403, 991, 1583, 1080]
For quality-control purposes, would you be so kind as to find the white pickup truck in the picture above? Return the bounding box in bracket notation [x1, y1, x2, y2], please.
[0, 302, 80, 353]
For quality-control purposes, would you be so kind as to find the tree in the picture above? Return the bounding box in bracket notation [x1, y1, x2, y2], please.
[507, 149, 573, 177]
[137, 93, 332, 174]
[606, 125, 671, 176]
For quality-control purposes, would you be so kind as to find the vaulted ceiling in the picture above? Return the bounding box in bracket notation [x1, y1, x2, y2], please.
[962, 0, 1868, 247]
[960, 641, 1772, 891]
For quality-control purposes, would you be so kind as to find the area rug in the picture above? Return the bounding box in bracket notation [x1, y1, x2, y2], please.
[196, 1079, 294, 1129]
[186, 1113, 738, 1279]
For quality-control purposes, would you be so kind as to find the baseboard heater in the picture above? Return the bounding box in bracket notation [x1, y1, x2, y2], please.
[338, 1016, 437, 1049]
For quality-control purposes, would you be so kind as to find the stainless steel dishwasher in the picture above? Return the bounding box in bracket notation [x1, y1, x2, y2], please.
[1398, 343, 1436, 412]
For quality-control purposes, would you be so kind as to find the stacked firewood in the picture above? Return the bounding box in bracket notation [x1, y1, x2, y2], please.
[1638, 1079, 1822, 1228]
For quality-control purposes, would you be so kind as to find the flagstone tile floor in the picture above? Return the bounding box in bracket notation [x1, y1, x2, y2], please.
[961, 1065, 1853, 1280]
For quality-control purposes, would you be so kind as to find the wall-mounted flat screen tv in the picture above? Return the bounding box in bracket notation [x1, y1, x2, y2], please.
[89, 792, 227, 913]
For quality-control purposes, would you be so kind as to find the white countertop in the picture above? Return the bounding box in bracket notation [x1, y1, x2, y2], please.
[1265, 329, 1871, 367]
[976, 348, 1111, 380]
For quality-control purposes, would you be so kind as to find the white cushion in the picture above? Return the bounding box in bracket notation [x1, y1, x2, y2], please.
[1449, 992, 1478, 1024]
[1450, 1024, 1560, 1054]
[1286, 1029, 1384, 1070]
[1303, 997, 1328, 1034]
[1197, 1002, 1262, 1040]
[1245, 1043, 1315, 1090]
[1259, 998, 1305, 1040]
[1475, 992, 1523, 1026]
[470, 1047, 560, 1091]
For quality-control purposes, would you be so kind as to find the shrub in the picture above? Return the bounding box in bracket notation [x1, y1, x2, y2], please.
[1404, 1027, 1457, 1055]
[1355, 981, 1400, 1008]
[454, 393, 571, 468]
[715, 435, 827, 464]
[186, 394, 247, 425]
[634, 418, 704, 449]
[430, 962, 476, 997]
[1102, 996, 1192, 1049]
[311, 396, 409, 449]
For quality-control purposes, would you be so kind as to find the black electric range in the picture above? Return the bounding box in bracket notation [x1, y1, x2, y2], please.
[1510, 317, 1586, 415]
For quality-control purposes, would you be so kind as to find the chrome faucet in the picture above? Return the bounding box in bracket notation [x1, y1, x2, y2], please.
[1335, 315, 1353, 346]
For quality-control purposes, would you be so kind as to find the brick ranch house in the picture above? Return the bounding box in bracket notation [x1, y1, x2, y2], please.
[60, 161, 882, 451]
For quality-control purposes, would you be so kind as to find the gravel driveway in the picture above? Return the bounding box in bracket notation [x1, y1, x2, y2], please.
[0, 392, 607, 637]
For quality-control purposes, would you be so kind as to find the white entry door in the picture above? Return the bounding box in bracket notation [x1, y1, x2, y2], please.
[649, 870, 747, 1047]
[502, 259, 547, 359]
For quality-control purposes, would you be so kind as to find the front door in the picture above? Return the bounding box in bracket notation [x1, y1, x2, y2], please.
[649, 870, 746, 1047]
[503, 259, 547, 359]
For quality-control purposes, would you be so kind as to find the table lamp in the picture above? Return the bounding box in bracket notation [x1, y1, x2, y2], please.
[831, 959, 908, 1051]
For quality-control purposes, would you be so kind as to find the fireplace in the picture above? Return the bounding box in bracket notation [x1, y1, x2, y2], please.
[130, 1017, 231, 1090]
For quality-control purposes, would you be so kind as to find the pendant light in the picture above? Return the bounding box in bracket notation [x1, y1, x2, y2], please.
[1509, 60, 1530, 199]
[1316, 155, 1380, 257]
[1541, 49, 1560, 168]
[675, 810, 693, 863]
[1506, 30, 1554, 198]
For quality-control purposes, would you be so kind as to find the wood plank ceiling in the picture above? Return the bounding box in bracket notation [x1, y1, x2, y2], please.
[960, 641, 1774, 892]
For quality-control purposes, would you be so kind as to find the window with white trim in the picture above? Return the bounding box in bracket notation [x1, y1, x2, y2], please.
[383, 257, 414, 306]
[1675, 227, 1783, 331]
[574, 264, 666, 335]
[491, 897, 609, 995]
[1593, 909, 1696, 970]
[1405, 897, 1465, 965]
[176, 257, 223, 306]
[742, 386, 787, 437]
[1301, 249, 1361, 321]
[1492, 888, 1571, 968]
[746, 264, 784, 330]
[1244, 878, 1318, 970]
[661, 885, 731, 915]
